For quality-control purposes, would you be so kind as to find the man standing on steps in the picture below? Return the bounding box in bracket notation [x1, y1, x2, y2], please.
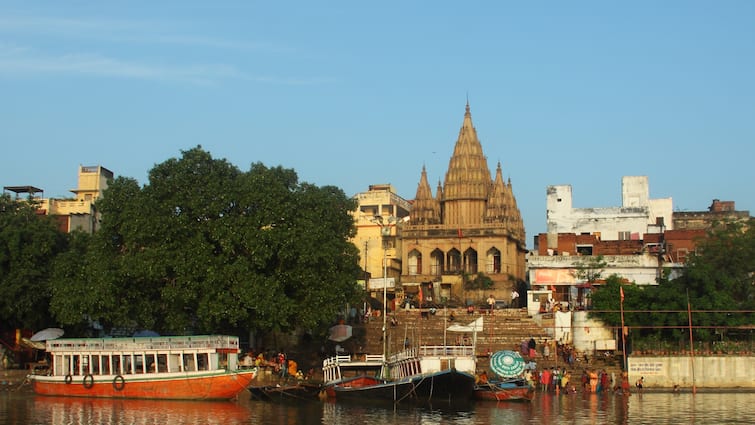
[486, 294, 496, 315]
[511, 289, 520, 308]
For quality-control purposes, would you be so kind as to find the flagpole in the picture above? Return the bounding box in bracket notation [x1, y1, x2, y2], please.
[620, 286, 627, 371]
[687, 289, 697, 394]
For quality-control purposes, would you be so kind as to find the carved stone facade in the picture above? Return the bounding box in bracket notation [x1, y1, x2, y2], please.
[400, 103, 526, 304]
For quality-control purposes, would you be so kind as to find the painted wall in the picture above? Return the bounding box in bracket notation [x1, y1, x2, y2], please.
[628, 356, 755, 388]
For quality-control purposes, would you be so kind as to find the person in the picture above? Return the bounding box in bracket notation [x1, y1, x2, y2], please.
[543, 340, 550, 360]
[511, 289, 520, 308]
[476, 370, 489, 384]
[449, 312, 456, 322]
[486, 294, 496, 315]
[636, 376, 644, 393]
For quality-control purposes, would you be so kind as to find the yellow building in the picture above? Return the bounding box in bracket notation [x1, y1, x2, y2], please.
[351, 184, 411, 301]
[400, 103, 526, 305]
[5, 165, 114, 234]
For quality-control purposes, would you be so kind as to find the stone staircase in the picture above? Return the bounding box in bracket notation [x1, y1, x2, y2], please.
[349, 308, 623, 381]
[357, 308, 551, 359]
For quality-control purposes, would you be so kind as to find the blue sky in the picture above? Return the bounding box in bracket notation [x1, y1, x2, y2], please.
[2, 1, 753, 244]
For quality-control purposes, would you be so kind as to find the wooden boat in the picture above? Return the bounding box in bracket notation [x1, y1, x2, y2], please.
[474, 350, 534, 402]
[321, 354, 386, 398]
[29, 335, 257, 400]
[249, 382, 323, 403]
[330, 345, 476, 404]
[473, 378, 535, 401]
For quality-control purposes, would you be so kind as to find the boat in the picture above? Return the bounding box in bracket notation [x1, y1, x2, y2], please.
[329, 345, 476, 404]
[474, 350, 534, 402]
[321, 353, 386, 398]
[473, 378, 535, 401]
[28, 335, 257, 400]
[249, 382, 323, 403]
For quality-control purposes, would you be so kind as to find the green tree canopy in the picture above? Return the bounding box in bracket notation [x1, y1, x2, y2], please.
[0, 194, 67, 329]
[590, 218, 754, 343]
[50, 146, 363, 337]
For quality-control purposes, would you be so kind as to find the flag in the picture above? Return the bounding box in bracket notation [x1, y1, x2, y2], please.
[620, 286, 625, 304]
[418, 286, 423, 304]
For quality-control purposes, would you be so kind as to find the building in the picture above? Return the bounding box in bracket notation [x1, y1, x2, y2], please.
[351, 184, 411, 303]
[531, 174, 751, 308]
[3, 165, 113, 233]
[399, 103, 526, 306]
[545, 175, 672, 247]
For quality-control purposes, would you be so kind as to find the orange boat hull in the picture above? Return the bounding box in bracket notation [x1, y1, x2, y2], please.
[31, 370, 256, 400]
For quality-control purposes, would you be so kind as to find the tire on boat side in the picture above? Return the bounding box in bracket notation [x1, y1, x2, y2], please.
[64, 374, 73, 384]
[83, 374, 94, 389]
[113, 375, 125, 391]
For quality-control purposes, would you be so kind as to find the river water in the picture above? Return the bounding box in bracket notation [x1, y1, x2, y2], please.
[2, 390, 754, 424]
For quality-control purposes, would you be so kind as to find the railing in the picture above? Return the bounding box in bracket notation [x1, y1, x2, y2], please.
[46, 335, 240, 352]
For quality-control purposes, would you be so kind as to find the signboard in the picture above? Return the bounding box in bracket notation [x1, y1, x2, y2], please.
[367, 277, 396, 290]
[534, 269, 576, 284]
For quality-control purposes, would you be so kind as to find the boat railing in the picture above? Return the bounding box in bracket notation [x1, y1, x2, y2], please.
[323, 354, 385, 368]
[46, 335, 240, 353]
[418, 345, 476, 357]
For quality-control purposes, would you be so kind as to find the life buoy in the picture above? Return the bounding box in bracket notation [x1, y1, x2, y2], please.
[64, 374, 73, 384]
[113, 375, 125, 391]
[82, 374, 94, 389]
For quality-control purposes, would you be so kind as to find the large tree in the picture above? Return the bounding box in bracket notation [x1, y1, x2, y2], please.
[0, 194, 67, 329]
[590, 218, 754, 343]
[50, 147, 363, 337]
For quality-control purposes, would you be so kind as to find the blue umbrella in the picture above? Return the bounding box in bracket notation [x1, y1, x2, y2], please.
[490, 350, 525, 378]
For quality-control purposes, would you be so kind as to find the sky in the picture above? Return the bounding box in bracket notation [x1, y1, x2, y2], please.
[2, 1, 753, 246]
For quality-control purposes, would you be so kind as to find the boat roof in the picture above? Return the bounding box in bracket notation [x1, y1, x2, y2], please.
[45, 335, 240, 353]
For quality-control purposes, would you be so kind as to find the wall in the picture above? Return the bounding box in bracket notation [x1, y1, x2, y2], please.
[628, 356, 755, 388]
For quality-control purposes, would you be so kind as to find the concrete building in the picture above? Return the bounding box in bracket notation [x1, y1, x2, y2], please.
[545, 175, 672, 247]
[3, 165, 113, 233]
[399, 103, 527, 306]
[532, 176, 679, 307]
[351, 184, 411, 301]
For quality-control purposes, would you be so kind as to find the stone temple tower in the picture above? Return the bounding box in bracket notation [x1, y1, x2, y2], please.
[400, 103, 526, 304]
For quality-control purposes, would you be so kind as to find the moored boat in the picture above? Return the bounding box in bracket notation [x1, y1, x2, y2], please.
[321, 353, 386, 398]
[473, 378, 535, 401]
[330, 345, 476, 404]
[29, 335, 257, 400]
[474, 350, 534, 402]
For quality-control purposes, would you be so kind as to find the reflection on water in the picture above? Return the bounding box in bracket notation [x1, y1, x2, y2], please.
[1, 391, 754, 425]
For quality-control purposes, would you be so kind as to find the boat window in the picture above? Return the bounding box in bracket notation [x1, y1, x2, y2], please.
[100, 355, 110, 375]
[183, 354, 196, 372]
[113, 355, 122, 374]
[91, 355, 100, 374]
[197, 353, 208, 371]
[146, 353, 157, 373]
[134, 354, 145, 373]
[156, 354, 168, 373]
[123, 355, 133, 374]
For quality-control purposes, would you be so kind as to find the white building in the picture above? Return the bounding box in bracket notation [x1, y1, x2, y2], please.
[546, 176, 672, 242]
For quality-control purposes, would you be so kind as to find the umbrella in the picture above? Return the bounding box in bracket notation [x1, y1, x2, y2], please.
[490, 350, 525, 378]
[133, 330, 160, 337]
[30, 327, 64, 342]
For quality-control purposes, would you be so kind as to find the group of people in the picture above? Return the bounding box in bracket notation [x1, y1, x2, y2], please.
[239, 350, 307, 381]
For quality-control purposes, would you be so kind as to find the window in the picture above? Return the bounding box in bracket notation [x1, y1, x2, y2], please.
[576, 245, 593, 256]
[618, 231, 631, 241]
